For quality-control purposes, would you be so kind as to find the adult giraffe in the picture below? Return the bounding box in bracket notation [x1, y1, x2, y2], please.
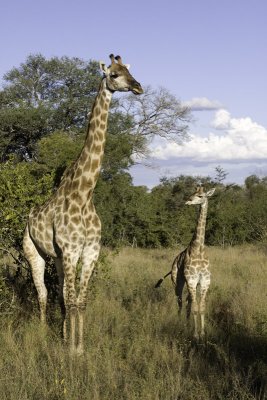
[23, 54, 143, 354]
[155, 187, 215, 339]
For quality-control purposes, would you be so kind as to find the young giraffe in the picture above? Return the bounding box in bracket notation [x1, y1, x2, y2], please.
[155, 187, 215, 339]
[23, 54, 143, 354]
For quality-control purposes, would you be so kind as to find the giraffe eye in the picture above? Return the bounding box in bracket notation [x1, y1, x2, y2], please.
[110, 72, 119, 79]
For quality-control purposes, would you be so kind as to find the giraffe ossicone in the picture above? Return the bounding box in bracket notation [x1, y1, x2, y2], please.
[23, 54, 143, 354]
[155, 186, 216, 340]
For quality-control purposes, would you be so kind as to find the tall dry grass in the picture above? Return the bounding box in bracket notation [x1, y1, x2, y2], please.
[0, 246, 266, 399]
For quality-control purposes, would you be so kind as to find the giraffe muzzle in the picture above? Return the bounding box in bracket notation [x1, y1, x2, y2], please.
[132, 82, 143, 95]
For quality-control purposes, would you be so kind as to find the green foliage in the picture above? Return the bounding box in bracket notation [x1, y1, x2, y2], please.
[95, 173, 153, 247]
[0, 54, 101, 159]
[37, 130, 83, 171]
[207, 186, 247, 246]
[0, 158, 55, 312]
[0, 158, 54, 251]
[244, 175, 267, 241]
[94, 172, 267, 249]
[0, 104, 52, 159]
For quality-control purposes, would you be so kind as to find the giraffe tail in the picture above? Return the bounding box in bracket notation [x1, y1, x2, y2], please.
[154, 271, 171, 288]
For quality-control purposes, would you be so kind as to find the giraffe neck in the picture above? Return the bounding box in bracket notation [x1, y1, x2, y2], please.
[190, 201, 208, 254]
[70, 78, 112, 199]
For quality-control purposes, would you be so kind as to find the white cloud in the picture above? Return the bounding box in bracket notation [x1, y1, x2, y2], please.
[211, 109, 231, 129]
[150, 110, 267, 163]
[183, 97, 223, 111]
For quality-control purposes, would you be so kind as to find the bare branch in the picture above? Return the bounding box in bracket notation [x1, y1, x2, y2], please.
[113, 85, 191, 157]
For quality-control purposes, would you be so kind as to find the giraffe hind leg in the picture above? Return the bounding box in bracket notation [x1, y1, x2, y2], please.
[186, 292, 192, 319]
[175, 272, 185, 314]
[23, 226, 47, 323]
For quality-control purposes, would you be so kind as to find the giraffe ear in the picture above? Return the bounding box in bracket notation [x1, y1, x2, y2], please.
[99, 61, 108, 74]
[206, 188, 216, 197]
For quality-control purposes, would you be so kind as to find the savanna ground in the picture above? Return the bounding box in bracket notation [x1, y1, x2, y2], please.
[0, 246, 266, 400]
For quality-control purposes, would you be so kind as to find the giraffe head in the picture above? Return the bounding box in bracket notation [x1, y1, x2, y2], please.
[186, 187, 216, 205]
[99, 54, 143, 95]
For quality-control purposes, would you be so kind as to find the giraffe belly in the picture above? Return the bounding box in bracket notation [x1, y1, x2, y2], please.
[185, 263, 211, 289]
[186, 272, 211, 289]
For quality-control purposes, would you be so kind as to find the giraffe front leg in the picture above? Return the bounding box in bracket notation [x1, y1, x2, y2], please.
[76, 242, 100, 355]
[199, 288, 208, 338]
[186, 277, 199, 340]
[68, 305, 77, 354]
[63, 279, 68, 342]
[54, 258, 67, 340]
[199, 275, 210, 338]
[191, 289, 199, 340]
[62, 253, 79, 354]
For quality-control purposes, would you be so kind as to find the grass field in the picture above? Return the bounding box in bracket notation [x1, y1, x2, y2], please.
[0, 246, 266, 399]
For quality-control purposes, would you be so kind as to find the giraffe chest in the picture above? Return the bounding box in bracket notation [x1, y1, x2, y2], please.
[185, 257, 209, 272]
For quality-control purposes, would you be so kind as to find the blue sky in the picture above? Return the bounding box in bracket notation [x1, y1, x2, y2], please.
[1, 0, 267, 187]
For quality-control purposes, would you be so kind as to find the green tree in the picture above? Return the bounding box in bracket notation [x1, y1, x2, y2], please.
[214, 165, 229, 184]
[207, 186, 248, 246]
[244, 175, 267, 241]
[0, 158, 57, 311]
[0, 54, 101, 159]
[0, 158, 54, 254]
